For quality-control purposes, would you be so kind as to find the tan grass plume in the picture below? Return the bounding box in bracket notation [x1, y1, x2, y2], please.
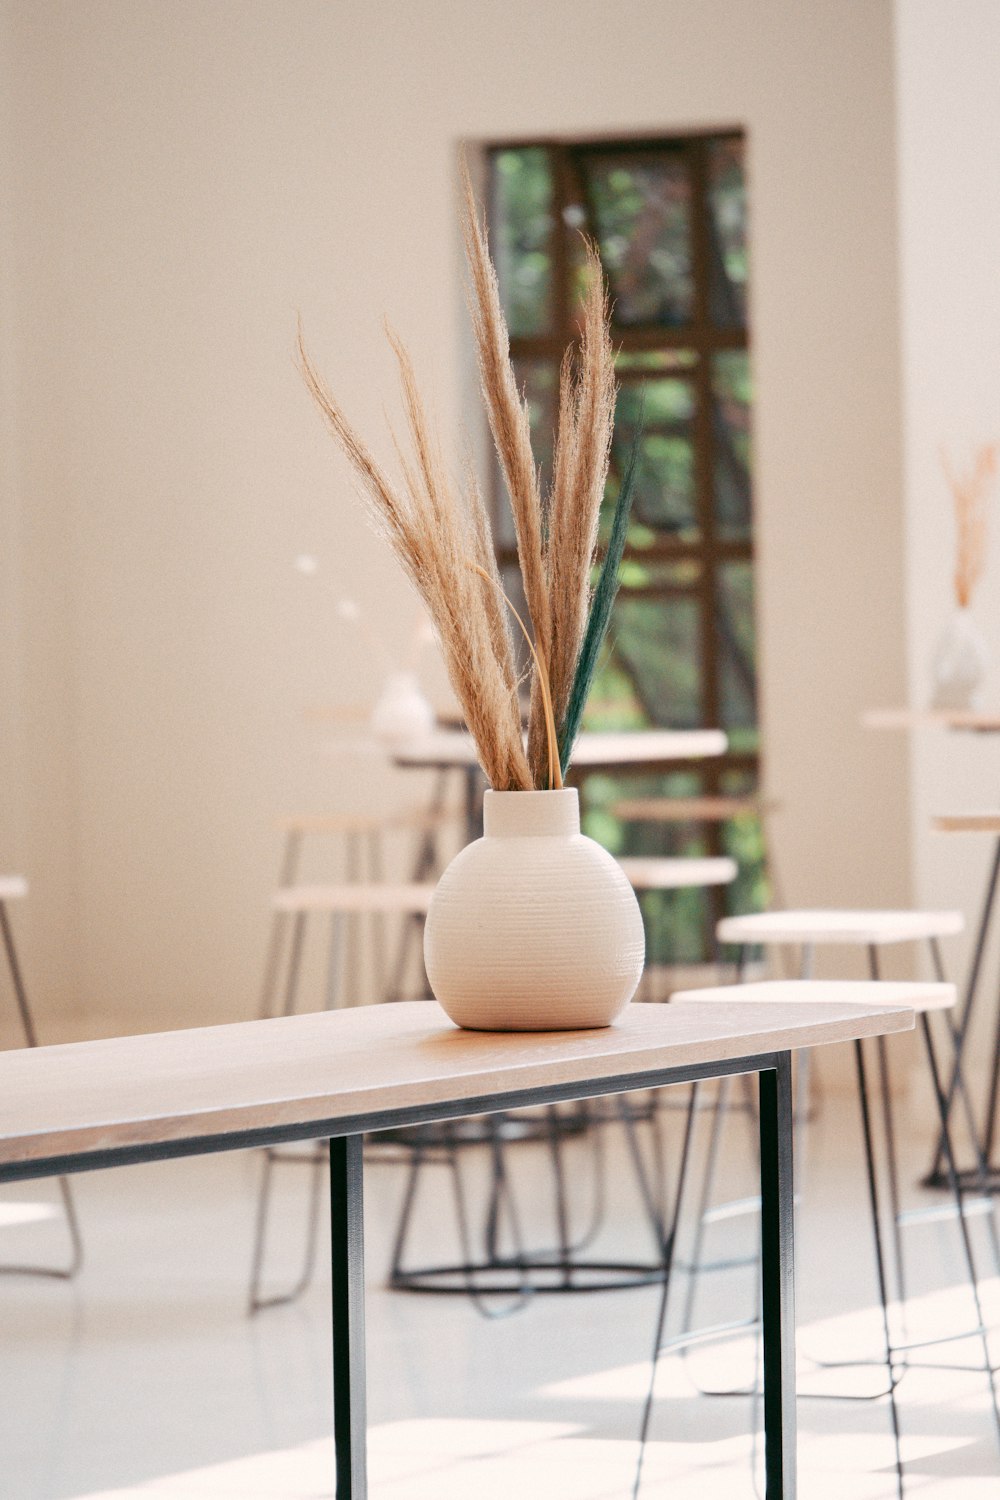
[942, 443, 998, 608]
[459, 160, 616, 784]
[300, 161, 620, 792]
[298, 323, 533, 791]
[542, 243, 616, 735]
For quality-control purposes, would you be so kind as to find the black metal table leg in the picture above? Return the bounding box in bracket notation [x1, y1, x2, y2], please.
[759, 1053, 796, 1499]
[330, 1135, 367, 1499]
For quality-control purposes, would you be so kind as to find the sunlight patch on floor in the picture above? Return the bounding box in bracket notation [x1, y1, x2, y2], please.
[65, 1408, 992, 1500]
[0, 1200, 60, 1228]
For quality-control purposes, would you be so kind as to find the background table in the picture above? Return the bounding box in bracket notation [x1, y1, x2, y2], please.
[392, 727, 728, 771]
[0, 993, 917, 1499]
[393, 727, 729, 846]
[864, 708, 1000, 1186]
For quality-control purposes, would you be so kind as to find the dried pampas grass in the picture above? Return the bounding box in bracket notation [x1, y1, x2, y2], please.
[300, 155, 634, 791]
[942, 443, 997, 608]
[298, 326, 532, 792]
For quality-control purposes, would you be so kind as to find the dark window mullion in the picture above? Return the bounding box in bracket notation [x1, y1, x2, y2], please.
[688, 138, 729, 901]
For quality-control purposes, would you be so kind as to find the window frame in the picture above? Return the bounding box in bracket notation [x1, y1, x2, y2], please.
[484, 130, 758, 957]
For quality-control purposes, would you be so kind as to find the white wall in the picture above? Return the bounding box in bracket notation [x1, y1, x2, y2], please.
[896, 0, 1000, 1070]
[0, 5, 84, 1043]
[0, 0, 912, 1038]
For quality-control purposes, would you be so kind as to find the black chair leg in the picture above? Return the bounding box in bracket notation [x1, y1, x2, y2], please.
[854, 1038, 905, 1500]
[920, 1013, 1000, 1449]
[634, 1080, 700, 1499]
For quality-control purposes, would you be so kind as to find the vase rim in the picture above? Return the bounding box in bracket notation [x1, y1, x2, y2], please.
[483, 786, 579, 836]
[484, 787, 578, 800]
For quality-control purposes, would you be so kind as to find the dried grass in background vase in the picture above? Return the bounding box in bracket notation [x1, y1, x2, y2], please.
[299, 156, 644, 1028]
[931, 443, 997, 712]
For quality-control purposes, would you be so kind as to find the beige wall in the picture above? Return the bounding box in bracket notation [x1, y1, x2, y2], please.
[0, 0, 911, 1038]
[896, 0, 1000, 1066]
[0, 5, 84, 1043]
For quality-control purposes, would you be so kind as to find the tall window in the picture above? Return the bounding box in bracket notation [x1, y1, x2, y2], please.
[487, 134, 762, 962]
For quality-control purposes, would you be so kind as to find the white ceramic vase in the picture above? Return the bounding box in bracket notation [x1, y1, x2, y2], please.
[370, 671, 435, 747]
[424, 787, 645, 1031]
[930, 607, 988, 712]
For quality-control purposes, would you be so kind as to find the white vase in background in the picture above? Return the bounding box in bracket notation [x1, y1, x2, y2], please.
[424, 787, 645, 1031]
[929, 607, 989, 712]
[370, 671, 435, 747]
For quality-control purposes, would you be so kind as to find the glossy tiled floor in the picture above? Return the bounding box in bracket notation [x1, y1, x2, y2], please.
[1, 1081, 998, 1498]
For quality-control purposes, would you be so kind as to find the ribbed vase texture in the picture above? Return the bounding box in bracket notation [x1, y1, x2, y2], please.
[424, 788, 645, 1031]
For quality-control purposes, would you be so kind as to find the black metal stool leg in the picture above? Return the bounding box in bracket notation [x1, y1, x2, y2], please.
[854, 1038, 905, 1500]
[248, 1148, 277, 1313]
[981, 974, 1000, 1168]
[928, 835, 1000, 1184]
[545, 1105, 574, 1286]
[258, 828, 302, 1019]
[617, 1094, 669, 1255]
[387, 1139, 425, 1286]
[928, 936, 1000, 1275]
[868, 946, 908, 1328]
[248, 1143, 327, 1312]
[634, 1080, 700, 1500]
[679, 1076, 732, 1341]
[919, 1012, 1000, 1448]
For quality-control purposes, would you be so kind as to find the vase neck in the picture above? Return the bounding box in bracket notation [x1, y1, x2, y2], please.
[483, 788, 580, 837]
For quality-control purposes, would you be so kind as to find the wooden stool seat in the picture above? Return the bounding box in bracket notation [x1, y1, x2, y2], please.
[276, 807, 454, 837]
[673, 978, 956, 1016]
[933, 812, 1000, 834]
[0, 876, 28, 902]
[273, 882, 435, 916]
[717, 908, 963, 947]
[613, 795, 772, 823]
[618, 856, 738, 891]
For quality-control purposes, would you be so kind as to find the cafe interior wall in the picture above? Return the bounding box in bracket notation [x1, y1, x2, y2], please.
[0, 0, 913, 1044]
[896, 0, 1000, 1090]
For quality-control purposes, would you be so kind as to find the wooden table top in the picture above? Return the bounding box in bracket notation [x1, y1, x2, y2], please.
[0, 994, 915, 1177]
[933, 812, 1000, 834]
[674, 978, 954, 1015]
[717, 909, 963, 946]
[393, 727, 728, 770]
[273, 882, 434, 914]
[863, 707, 1000, 733]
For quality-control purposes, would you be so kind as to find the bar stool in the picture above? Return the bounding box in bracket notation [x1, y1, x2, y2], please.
[637, 947, 1000, 1498]
[0, 877, 83, 1279]
[619, 854, 738, 1002]
[257, 805, 454, 1022]
[249, 880, 434, 1311]
[249, 859, 740, 1308]
[928, 811, 1000, 1191]
[721, 911, 1000, 1400]
[717, 908, 978, 1290]
[385, 855, 742, 1307]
